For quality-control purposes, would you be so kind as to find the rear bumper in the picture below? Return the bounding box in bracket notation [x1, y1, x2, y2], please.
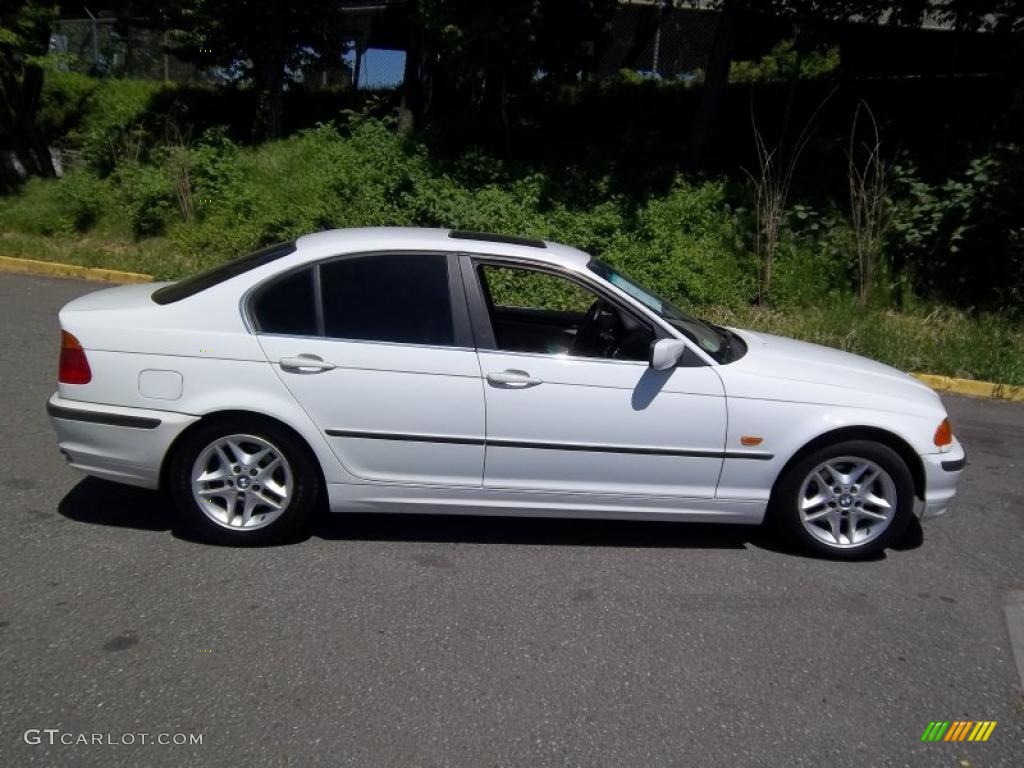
[47, 393, 197, 489]
[919, 440, 967, 519]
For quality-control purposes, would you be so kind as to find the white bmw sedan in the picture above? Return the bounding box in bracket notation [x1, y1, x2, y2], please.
[47, 227, 965, 558]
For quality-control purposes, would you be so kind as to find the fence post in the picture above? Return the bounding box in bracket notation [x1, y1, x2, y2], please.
[84, 7, 99, 70]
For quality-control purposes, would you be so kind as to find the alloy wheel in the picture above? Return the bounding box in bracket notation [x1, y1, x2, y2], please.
[797, 455, 898, 549]
[190, 434, 293, 531]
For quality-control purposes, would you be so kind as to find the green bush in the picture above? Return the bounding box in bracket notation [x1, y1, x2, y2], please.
[0, 170, 116, 236]
[171, 120, 417, 260]
[729, 39, 840, 83]
[40, 72, 164, 170]
[113, 161, 175, 238]
[2, 114, 1021, 324]
[890, 145, 1024, 315]
[56, 170, 115, 233]
[37, 71, 99, 143]
[766, 206, 855, 308]
[0, 120, 789, 309]
[599, 180, 753, 308]
[0, 177, 66, 235]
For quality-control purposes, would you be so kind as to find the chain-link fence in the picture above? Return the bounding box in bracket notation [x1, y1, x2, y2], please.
[599, 4, 719, 79]
[599, 2, 1006, 81]
[48, 4, 1010, 85]
[51, 16, 198, 81]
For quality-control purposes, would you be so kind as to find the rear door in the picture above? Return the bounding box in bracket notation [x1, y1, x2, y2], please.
[253, 252, 486, 486]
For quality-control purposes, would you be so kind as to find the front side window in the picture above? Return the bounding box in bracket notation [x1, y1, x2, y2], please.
[320, 253, 454, 346]
[477, 263, 654, 361]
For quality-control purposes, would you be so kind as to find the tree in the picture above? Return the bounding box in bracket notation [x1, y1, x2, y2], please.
[683, 0, 746, 173]
[132, 0, 355, 138]
[399, 0, 617, 137]
[913, 1, 1024, 134]
[683, 0, 894, 173]
[0, 0, 59, 180]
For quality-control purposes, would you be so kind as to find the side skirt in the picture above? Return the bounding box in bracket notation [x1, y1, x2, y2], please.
[326, 484, 766, 525]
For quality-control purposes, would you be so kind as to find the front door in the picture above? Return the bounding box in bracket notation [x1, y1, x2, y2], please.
[253, 252, 485, 486]
[467, 259, 727, 498]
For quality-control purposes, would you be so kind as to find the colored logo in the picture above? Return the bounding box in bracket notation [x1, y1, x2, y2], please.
[921, 721, 997, 742]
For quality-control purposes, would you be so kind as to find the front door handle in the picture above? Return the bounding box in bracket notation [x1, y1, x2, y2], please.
[279, 355, 335, 373]
[486, 369, 542, 388]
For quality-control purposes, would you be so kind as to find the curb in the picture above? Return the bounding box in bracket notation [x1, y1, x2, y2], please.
[912, 373, 1024, 403]
[1, 254, 1021, 403]
[0, 255, 153, 284]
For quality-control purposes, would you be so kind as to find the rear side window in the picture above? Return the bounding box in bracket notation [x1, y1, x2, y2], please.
[320, 254, 454, 346]
[152, 241, 297, 305]
[250, 267, 317, 336]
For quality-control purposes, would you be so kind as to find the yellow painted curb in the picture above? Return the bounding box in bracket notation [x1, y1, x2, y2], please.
[913, 373, 1024, 403]
[0, 255, 152, 284]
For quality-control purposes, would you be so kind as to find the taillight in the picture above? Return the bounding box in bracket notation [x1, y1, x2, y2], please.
[933, 417, 953, 447]
[58, 330, 92, 384]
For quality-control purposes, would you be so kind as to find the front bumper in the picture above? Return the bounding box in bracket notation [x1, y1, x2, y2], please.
[47, 393, 198, 489]
[919, 439, 967, 519]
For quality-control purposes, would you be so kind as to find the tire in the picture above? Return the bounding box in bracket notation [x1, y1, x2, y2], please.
[770, 439, 914, 560]
[167, 416, 320, 546]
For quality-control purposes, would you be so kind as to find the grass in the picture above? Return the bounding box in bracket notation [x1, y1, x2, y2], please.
[713, 304, 1024, 386]
[2, 231, 1022, 386]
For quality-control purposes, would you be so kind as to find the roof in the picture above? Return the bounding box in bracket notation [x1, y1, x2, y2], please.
[294, 227, 594, 270]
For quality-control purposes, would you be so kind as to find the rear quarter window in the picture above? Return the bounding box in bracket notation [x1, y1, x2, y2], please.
[152, 241, 297, 305]
[250, 267, 318, 336]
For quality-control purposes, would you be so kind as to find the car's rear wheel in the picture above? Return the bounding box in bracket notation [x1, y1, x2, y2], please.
[772, 440, 914, 559]
[168, 417, 319, 545]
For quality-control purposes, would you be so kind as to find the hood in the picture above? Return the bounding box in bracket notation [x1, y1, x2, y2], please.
[59, 282, 170, 312]
[726, 328, 942, 413]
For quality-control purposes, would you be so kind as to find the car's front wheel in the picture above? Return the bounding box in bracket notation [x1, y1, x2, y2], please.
[772, 440, 915, 559]
[168, 417, 319, 545]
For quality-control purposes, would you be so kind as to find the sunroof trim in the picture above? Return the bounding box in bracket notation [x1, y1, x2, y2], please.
[448, 230, 547, 249]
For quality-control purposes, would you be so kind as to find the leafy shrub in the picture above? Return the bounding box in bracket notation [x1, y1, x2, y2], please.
[113, 161, 175, 238]
[0, 170, 115, 235]
[599, 180, 754, 309]
[39, 73, 164, 170]
[56, 170, 115, 232]
[172, 120, 419, 259]
[37, 71, 99, 143]
[767, 206, 856, 308]
[890, 145, 1024, 315]
[4, 113, 1021, 329]
[0, 177, 68, 235]
[729, 39, 840, 83]
[4, 119, 759, 309]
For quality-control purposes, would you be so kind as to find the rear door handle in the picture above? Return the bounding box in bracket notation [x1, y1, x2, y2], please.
[486, 369, 542, 387]
[279, 355, 335, 373]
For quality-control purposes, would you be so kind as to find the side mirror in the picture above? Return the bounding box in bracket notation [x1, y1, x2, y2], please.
[649, 339, 686, 370]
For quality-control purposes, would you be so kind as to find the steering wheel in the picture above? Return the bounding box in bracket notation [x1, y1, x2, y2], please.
[571, 299, 621, 358]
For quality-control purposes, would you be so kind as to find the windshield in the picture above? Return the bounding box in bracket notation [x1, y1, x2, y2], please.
[587, 260, 734, 362]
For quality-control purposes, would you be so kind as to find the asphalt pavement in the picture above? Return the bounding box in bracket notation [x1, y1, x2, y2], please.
[1, 272, 1022, 767]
